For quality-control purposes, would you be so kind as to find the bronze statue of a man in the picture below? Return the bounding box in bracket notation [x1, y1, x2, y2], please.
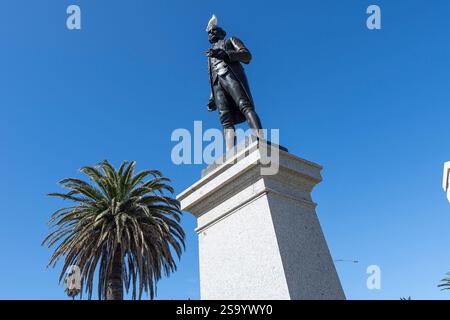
[205, 15, 264, 150]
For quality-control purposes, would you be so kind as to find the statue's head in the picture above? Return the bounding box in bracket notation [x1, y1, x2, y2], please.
[208, 26, 226, 43]
[206, 14, 226, 43]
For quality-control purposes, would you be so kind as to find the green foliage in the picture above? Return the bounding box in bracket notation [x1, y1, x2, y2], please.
[438, 272, 450, 291]
[43, 160, 185, 300]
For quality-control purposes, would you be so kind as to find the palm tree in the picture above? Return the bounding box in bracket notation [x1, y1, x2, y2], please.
[43, 160, 185, 300]
[438, 272, 450, 291]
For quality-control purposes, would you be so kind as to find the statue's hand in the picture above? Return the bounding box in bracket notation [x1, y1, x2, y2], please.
[207, 99, 217, 111]
[205, 49, 229, 62]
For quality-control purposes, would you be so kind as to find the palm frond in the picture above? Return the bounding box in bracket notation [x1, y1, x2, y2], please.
[438, 272, 450, 291]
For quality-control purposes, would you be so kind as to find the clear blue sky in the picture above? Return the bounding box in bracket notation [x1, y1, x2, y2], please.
[1, 0, 450, 300]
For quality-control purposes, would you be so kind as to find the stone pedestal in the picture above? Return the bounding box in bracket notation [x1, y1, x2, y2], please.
[177, 139, 345, 300]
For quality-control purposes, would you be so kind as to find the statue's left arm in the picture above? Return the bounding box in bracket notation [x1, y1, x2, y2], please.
[226, 37, 252, 64]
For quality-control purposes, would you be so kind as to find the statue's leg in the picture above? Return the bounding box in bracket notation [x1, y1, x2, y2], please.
[221, 73, 264, 140]
[242, 107, 264, 140]
[224, 126, 236, 151]
[214, 81, 236, 151]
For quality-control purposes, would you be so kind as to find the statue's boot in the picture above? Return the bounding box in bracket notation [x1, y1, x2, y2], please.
[244, 109, 264, 140]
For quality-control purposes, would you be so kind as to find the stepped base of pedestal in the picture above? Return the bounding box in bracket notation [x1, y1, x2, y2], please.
[177, 139, 345, 300]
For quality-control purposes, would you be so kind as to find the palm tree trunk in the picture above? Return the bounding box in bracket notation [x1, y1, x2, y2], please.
[106, 247, 123, 300]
